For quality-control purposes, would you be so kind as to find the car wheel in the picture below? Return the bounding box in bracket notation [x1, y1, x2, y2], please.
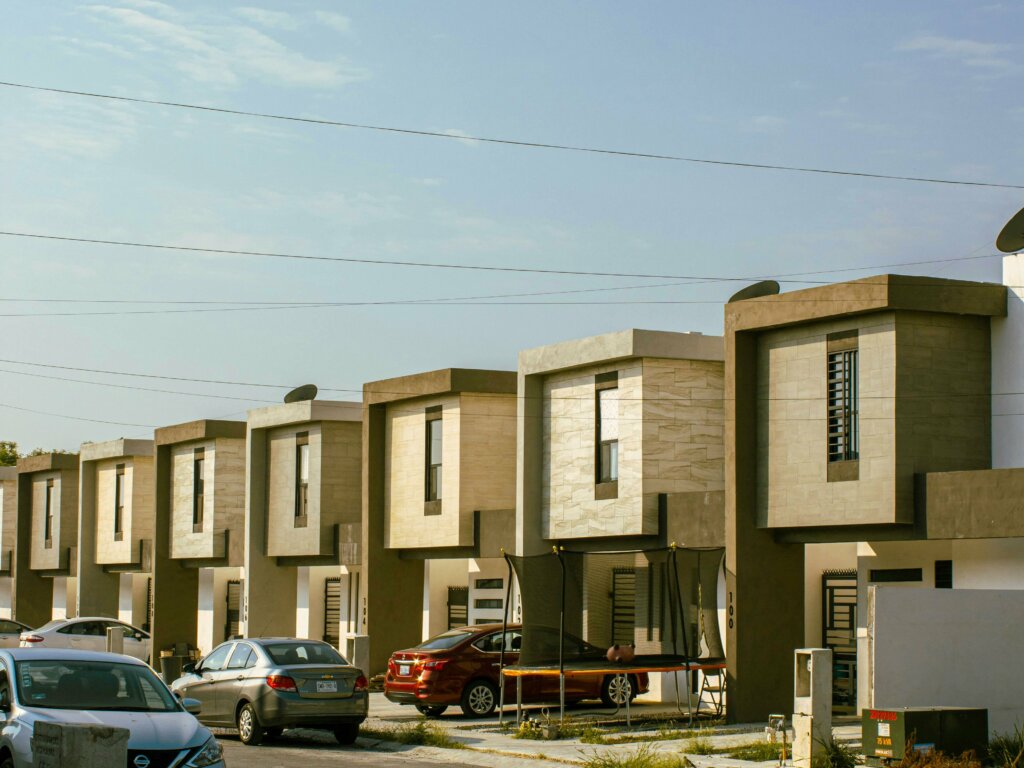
[334, 723, 359, 745]
[0, 753, 12, 768]
[460, 680, 498, 717]
[600, 674, 635, 707]
[415, 704, 448, 717]
[237, 702, 266, 746]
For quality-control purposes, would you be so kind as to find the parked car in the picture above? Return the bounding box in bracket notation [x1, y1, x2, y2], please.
[0, 621, 31, 649]
[384, 623, 649, 717]
[19, 617, 150, 663]
[0, 647, 223, 768]
[170, 638, 367, 746]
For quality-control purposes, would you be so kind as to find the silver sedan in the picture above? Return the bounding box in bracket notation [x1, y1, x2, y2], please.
[171, 638, 367, 746]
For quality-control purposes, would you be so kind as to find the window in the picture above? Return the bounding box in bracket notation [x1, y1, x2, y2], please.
[596, 372, 619, 492]
[44, 479, 55, 548]
[935, 560, 953, 589]
[114, 464, 126, 541]
[474, 598, 503, 610]
[192, 449, 205, 532]
[827, 332, 859, 465]
[475, 578, 503, 590]
[869, 568, 922, 583]
[199, 643, 233, 672]
[227, 643, 254, 670]
[425, 407, 443, 504]
[295, 433, 309, 527]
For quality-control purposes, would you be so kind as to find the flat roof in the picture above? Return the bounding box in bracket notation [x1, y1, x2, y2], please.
[363, 368, 516, 406]
[725, 274, 1007, 333]
[247, 399, 361, 429]
[519, 328, 724, 377]
[16, 453, 79, 474]
[79, 438, 154, 463]
[154, 419, 246, 446]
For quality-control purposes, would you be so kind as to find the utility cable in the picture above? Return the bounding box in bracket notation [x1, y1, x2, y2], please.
[1, 80, 1021, 190]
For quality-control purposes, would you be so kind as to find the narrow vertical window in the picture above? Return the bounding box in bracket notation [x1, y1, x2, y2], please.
[596, 372, 619, 488]
[193, 448, 205, 532]
[295, 432, 309, 526]
[827, 331, 859, 473]
[935, 560, 953, 589]
[44, 478, 55, 547]
[425, 406, 443, 504]
[114, 463, 126, 540]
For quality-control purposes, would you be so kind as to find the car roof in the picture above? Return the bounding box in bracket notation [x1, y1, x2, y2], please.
[0, 648, 148, 664]
[452, 623, 520, 633]
[247, 637, 333, 646]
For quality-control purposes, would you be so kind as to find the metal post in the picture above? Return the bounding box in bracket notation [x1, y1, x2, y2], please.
[498, 553, 513, 726]
[623, 673, 631, 727]
[516, 675, 523, 728]
[556, 547, 566, 725]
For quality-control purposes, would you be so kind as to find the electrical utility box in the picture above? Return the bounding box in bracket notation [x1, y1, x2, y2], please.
[793, 649, 832, 768]
[862, 707, 988, 764]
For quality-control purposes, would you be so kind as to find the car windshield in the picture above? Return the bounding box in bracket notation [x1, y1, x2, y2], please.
[415, 630, 473, 651]
[263, 642, 347, 666]
[15, 660, 179, 712]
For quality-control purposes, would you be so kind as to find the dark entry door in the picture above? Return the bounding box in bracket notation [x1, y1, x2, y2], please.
[324, 577, 341, 648]
[225, 580, 242, 640]
[821, 569, 857, 713]
[611, 568, 637, 646]
[447, 586, 468, 629]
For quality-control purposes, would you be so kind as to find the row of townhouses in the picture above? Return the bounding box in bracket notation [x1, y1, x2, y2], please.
[3, 258, 1024, 726]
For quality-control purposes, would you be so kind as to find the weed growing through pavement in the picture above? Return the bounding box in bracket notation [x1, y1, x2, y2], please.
[359, 721, 464, 749]
[581, 743, 695, 768]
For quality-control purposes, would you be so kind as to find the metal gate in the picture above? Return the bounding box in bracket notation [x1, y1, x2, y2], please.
[324, 577, 341, 649]
[447, 586, 468, 629]
[225, 580, 242, 640]
[822, 569, 857, 714]
[145, 577, 153, 633]
[611, 568, 636, 646]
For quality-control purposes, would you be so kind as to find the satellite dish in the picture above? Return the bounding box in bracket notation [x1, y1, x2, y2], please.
[284, 384, 318, 404]
[728, 280, 781, 303]
[996, 205, 1024, 253]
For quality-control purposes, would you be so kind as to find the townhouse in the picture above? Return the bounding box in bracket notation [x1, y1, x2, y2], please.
[362, 369, 517, 675]
[14, 453, 80, 627]
[77, 439, 155, 628]
[0, 466, 15, 617]
[241, 399, 361, 660]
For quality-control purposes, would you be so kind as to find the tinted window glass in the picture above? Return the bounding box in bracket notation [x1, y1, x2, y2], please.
[473, 630, 522, 653]
[415, 630, 472, 651]
[200, 644, 233, 672]
[227, 644, 253, 670]
[0, 621, 21, 634]
[15, 660, 177, 712]
[263, 642, 345, 666]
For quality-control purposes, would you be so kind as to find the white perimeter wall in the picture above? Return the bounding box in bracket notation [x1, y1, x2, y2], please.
[992, 253, 1024, 467]
[868, 585, 1024, 733]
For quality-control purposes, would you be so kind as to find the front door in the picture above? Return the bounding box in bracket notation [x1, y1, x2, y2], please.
[182, 643, 234, 725]
[822, 569, 857, 714]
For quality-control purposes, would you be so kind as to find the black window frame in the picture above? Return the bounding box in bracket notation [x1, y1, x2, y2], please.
[827, 331, 860, 481]
[294, 433, 310, 528]
[595, 372, 619, 498]
[113, 463, 126, 541]
[424, 406, 443, 510]
[43, 478, 55, 548]
[192, 448, 205, 533]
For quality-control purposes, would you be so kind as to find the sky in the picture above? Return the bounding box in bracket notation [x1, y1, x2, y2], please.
[1, 1, 1023, 452]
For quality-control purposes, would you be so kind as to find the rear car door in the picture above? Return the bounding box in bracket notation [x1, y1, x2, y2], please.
[111, 622, 150, 662]
[220, 642, 256, 716]
[62, 621, 103, 651]
[471, 630, 524, 701]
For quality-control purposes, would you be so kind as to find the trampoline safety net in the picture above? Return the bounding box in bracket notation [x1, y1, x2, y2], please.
[505, 547, 725, 669]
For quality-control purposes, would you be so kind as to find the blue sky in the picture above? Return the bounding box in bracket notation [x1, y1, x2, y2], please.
[1, 1, 1022, 450]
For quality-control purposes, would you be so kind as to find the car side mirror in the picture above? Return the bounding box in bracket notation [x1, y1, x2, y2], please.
[182, 662, 197, 674]
[181, 697, 202, 715]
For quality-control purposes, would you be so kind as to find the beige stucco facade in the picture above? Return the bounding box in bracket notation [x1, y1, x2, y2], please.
[384, 392, 516, 550]
[169, 437, 245, 564]
[28, 467, 79, 572]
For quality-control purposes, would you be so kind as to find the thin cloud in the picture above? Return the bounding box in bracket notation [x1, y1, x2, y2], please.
[897, 34, 1014, 69]
[314, 11, 352, 33]
[742, 115, 788, 134]
[442, 129, 481, 147]
[235, 7, 298, 30]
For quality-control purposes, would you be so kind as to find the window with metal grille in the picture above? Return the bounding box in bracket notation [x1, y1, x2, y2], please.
[44, 479, 55, 547]
[827, 348, 859, 462]
[425, 407, 443, 502]
[192, 449, 205, 531]
[114, 464, 126, 539]
[295, 433, 309, 526]
[596, 372, 619, 486]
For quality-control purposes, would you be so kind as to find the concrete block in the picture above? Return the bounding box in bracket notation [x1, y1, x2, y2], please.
[33, 722, 129, 768]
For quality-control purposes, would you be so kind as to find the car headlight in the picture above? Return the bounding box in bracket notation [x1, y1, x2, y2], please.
[187, 736, 223, 767]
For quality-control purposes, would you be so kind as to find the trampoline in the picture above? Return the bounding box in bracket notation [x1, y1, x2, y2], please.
[497, 545, 726, 725]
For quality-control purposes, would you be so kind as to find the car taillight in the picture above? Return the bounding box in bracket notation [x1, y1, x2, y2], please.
[21, 635, 43, 643]
[266, 675, 298, 692]
[387, 658, 397, 674]
[422, 659, 448, 671]
[354, 675, 368, 692]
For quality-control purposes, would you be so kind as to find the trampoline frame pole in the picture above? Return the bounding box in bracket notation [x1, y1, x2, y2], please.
[498, 553, 514, 726]
[557, 547, 566, 725]
[669, 547, 694, 725]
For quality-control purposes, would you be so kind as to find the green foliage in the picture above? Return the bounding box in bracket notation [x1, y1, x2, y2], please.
[989, 724, 1024, 768]
[0, 441, 17, 466]
[582, 743, 694, 768]
[894, 747, 980, 768]
[812, 738, 859, 768]
[359, 721, 464, 749]
[27, 447, 73, 457]
[724, 740, 784, 761]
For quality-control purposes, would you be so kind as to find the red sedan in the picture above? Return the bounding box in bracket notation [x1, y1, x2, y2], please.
[384, 623, 648, 717]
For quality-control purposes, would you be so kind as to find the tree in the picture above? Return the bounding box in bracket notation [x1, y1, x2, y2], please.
[27, 448, 73, 457]
[0, 441, 17, 467]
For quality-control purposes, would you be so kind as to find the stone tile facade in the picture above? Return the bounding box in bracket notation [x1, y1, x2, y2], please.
[29, 469, 78, 571]
[170, 437, 245, 563]
[93, 455, 154, 565]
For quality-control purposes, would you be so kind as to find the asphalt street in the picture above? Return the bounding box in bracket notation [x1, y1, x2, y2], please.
[218, 735, 469, 767]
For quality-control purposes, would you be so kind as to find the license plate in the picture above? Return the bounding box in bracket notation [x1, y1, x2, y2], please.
[316, 680, 338, 693]
[399, 664, 411, 677]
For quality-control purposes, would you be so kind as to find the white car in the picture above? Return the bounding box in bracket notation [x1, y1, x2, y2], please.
[20, 617, 150, 662]
[0, 648, 224, 768]
[0, 621, 31, 649]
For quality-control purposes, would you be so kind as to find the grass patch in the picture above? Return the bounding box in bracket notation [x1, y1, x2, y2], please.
[359, 721, 464, 749]
[990, 724, 1024, 768]
[684, 736, 716, 755]
[724, 740, 783, 761]
[582, 743, 695, 768]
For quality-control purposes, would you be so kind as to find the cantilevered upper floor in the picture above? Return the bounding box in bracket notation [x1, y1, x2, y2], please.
[0, 467, 16, 575]
[17, 453, 80, 574]
[517, 328, 725, 551]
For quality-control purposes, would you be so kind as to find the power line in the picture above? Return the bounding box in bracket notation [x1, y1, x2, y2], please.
[0, 230, 1003, 289]
[2, 80, 1021, 190]
[0, 401, 156, 428]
